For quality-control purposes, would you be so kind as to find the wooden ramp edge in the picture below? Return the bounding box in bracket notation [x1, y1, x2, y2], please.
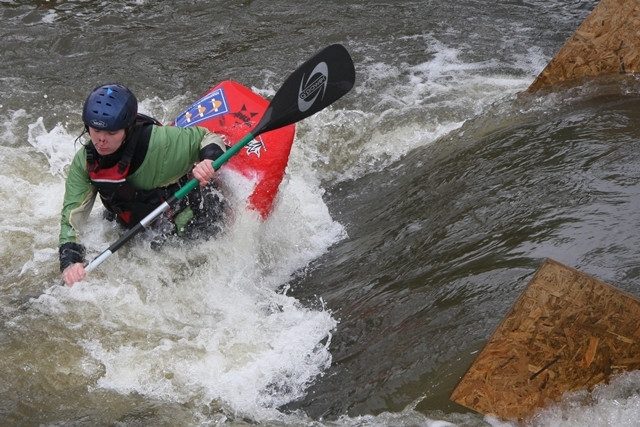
[450, 258, 640, 421]
[528, 0, 640, 92]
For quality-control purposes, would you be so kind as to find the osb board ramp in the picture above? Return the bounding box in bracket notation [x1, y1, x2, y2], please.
[450, 258, 640, 421]
[528, 0, 640, 92]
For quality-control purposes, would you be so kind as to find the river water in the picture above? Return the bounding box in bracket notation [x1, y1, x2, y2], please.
[3, 0, 640, 426]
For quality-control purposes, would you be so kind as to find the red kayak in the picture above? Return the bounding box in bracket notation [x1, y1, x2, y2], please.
[174, 80, 296, 219]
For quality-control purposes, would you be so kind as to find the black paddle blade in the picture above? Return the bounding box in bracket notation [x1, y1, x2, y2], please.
[253, 44, 356, 135]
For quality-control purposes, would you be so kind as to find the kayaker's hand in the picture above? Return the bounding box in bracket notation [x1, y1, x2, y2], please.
[62, 263, 86, 286]
[192, 160, 216, 186]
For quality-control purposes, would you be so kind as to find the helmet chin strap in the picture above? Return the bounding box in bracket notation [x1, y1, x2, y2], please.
[123, 123, 135, 143]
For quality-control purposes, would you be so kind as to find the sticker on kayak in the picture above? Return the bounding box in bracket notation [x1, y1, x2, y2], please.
[174, 88, 229, 128]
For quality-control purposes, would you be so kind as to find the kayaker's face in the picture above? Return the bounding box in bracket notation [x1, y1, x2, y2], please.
[89, 127, 126, 156]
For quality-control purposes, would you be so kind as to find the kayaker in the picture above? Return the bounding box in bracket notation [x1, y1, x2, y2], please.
[59, 83, 226, 286]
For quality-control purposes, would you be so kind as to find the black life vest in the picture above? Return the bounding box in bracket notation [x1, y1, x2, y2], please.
[86, 114, 180, 227]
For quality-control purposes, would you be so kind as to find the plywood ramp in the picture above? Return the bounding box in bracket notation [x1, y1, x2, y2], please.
[450, 258, 640, 421]
[528, 0, 640, 92]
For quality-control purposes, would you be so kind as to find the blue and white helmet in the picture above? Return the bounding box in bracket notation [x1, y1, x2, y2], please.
[82, 83, 137, 131]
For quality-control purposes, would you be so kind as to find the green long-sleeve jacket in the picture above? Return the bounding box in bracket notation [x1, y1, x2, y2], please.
[59, 125, 210, 246]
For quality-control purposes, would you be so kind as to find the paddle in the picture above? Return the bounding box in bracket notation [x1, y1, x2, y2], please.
[83, 43, 356, 274]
